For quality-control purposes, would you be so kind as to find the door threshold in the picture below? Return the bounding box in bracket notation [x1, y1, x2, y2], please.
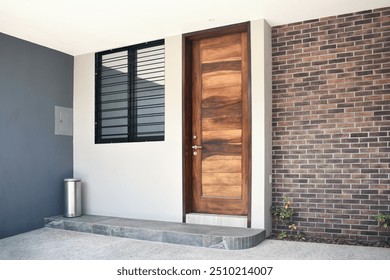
[186, 213, 248, 228]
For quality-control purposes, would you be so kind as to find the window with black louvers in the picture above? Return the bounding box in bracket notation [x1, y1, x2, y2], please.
[95, 40, 165, 143]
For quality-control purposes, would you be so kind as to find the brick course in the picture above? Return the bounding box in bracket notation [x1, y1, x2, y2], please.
[272, 7, 390, 242]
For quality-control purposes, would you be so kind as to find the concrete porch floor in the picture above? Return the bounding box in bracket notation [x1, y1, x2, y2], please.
[44, 215, 265, 250]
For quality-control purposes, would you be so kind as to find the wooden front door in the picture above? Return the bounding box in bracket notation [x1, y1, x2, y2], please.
[185, 24, 250, 216]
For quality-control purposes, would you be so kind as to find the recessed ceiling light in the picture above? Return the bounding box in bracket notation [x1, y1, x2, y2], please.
[208, 18, 215, 22]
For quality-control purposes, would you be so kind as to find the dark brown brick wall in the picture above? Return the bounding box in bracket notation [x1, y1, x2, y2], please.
[272, 7, 390, 242]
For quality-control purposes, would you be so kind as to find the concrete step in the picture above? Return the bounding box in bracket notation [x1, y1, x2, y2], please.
[45, 215, 265, 250]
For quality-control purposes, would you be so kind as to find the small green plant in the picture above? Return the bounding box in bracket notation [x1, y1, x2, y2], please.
[278, 231, 287, 240]
[288, 223, 305, 240]
[272, 196, 294, 224]
[271, 196, 304, 240]
[375, 213, 390, 229]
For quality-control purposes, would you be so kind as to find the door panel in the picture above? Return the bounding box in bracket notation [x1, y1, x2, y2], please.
[202, 159, 242, 173]
[202, 86, 241, 99]
[202, 72, 242, 89]
[202, 130, 242, 143]
[191, 30, 249, 215]
[200, 34, 242, 63]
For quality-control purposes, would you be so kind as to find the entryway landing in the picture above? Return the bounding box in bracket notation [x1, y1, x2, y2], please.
[45, 215, 265, 250]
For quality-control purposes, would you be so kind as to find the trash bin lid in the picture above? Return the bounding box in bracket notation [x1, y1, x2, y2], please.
[64, 178, 81, 182]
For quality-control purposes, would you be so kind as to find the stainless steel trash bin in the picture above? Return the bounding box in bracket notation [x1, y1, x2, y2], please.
[64, 178, 82, 217]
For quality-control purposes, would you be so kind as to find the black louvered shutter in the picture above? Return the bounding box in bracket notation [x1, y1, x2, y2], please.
[95, 40, 165, 143]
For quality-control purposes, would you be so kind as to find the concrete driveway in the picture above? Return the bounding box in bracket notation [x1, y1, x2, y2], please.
[0, 228, 389, 260]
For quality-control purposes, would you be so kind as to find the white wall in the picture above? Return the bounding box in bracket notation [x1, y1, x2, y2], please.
[250, 20, 273, 235]
[73, 36, 183, 222]
[73, 21, 272, 229]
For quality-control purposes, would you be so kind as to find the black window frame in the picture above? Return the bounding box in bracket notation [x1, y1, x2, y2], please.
[95, 39, 165, 144]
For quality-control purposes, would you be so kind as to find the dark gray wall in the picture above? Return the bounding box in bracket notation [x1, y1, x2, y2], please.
[0, 33, 73, 238]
